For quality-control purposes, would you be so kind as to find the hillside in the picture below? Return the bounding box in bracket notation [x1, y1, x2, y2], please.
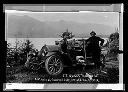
[7, 15, 114, 38]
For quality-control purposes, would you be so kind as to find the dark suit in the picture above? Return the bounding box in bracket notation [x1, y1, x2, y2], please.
[86, 36, 104, 67]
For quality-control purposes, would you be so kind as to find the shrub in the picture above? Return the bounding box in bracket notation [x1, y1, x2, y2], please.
[104, 32, 119, 56]
[98, 67, 119, 83]
[7, 39, 36, 67]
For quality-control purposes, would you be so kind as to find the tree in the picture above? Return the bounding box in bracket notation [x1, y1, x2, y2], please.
[19, 39, 34, 64]
[60, 29, 75, 39]
[6, 38, 36, 67]
[22, 39, 33, 53]
[108, 32, 119, 55]
[109, 32, 119, 42]
[7, 42, 19, 67]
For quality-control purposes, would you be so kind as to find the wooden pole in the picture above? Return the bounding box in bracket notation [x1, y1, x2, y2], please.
[83, 39, 86, 59]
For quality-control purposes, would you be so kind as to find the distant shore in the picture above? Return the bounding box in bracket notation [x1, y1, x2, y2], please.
[7, 38, 109, 50]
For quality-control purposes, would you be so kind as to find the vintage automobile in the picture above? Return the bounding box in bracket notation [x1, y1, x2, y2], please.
[25, 38, 105, 76]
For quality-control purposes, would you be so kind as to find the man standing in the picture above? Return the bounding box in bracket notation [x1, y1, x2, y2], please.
[86, 31, 104, 68]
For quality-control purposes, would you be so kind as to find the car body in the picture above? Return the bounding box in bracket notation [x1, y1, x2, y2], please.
[25, 38, 105, 76]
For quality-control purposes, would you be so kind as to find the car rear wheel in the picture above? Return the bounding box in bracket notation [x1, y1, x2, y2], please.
[45, 55, 64, 76]
[100, 54, 105, 64]
[100, 54, 105, 68]
[25, 56, 40, 71]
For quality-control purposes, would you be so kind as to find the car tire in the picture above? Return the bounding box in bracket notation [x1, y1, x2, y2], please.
[45, 55, 64, 76]
[25, 56, 40, 71]
[100, 54, 105, 64]
[100, 54, 105, 68]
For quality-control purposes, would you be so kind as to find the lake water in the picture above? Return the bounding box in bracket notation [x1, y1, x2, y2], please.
[7, 38, 109, 50]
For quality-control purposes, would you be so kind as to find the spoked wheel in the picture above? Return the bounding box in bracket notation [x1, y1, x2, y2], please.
[25, 56, 40, 71]
[45, 55, 64, 76]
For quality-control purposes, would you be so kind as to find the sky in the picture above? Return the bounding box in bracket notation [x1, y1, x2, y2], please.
[7, 11, 119, 28]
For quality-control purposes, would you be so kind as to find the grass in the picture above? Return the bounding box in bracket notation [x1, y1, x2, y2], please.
[6, 51, 119, 83]
[97, 67, 119, 83]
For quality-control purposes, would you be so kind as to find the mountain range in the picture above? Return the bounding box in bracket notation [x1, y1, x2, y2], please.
[7, 15, 115, 38]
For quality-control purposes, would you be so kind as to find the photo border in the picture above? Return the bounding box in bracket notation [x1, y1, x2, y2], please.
[3, 4, 124, 91]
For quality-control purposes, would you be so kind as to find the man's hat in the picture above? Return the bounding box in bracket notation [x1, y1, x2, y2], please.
[90, 31, 96, 35]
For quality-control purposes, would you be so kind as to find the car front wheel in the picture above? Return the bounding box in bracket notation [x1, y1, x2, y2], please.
[45, 55, 64, 76]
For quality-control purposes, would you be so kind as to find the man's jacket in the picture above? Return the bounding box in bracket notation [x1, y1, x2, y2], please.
[86, 36, 104, 51]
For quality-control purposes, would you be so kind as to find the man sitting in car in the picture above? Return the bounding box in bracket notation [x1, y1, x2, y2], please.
[60, 33, 68, 53]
